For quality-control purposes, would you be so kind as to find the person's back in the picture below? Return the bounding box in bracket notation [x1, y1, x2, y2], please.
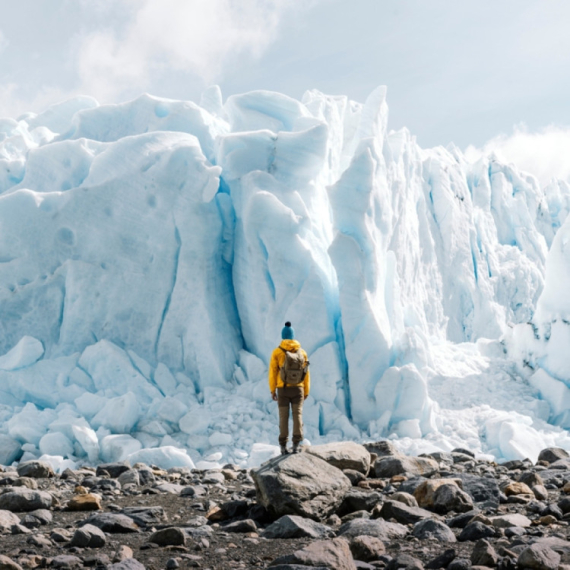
[268, 322, 310, 455]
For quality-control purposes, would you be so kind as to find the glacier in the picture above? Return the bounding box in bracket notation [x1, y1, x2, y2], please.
[0, 85, 570, 470]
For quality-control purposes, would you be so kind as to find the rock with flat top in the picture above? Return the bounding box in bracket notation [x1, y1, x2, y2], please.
[305, 442, 371, 474]
[253, 453, 351, 521]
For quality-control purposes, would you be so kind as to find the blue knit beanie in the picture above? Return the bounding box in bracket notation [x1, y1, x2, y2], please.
[281, 321, 295, 340]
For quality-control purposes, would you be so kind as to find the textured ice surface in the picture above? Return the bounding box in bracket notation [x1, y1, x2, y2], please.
[0, 87, 569, 469]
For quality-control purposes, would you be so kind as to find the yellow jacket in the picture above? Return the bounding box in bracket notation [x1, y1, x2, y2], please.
[269, 339, 310, 397]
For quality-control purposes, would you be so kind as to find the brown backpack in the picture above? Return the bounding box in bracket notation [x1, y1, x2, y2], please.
[279, 348, 309, 386]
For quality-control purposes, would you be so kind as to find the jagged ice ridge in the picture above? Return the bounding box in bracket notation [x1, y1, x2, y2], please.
[0, 85, 569, 470]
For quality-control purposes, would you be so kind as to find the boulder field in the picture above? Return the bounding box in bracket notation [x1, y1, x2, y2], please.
[0, 442, 570, 570]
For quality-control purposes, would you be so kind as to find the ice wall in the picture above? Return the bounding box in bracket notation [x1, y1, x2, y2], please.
[0, 87, 569, 468]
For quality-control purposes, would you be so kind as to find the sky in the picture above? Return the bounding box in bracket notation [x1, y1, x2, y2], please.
[1, 0, 570, 183]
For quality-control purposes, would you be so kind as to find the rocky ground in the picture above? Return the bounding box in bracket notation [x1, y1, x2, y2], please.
[1, 442, 570, 570]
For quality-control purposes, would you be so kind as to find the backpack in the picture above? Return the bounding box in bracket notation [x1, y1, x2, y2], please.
[279, 347, 309, 386]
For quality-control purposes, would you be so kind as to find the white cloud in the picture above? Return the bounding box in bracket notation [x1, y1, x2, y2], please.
[465, 125, 570, 186]
[75, 0, 302, 101]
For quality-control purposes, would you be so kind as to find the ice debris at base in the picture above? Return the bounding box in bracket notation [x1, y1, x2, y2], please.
[1, 86, 570, 471]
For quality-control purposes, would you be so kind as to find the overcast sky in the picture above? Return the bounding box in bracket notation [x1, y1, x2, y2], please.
[1, 0, 570, 180]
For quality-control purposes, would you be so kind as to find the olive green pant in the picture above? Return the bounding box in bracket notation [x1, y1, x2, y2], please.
[277, 386, 304, 446]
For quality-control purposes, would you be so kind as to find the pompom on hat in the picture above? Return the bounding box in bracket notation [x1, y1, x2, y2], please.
[281, 321, 295, 340]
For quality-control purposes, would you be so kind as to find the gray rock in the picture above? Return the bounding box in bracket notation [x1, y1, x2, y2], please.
[149, 526, 186, 546]
[223, 518, 257, 533]
[451, 448, 475, 458]
[96, 463, 130, 478]
[338, 489, 382, 516]
[0, 436, 21, 466]
[343, 469, 367, 486]
[453, 474, 500, 504]
[0, 510, 20, 531]
[386, 554, 424, 570]
[262, 515, 334, 539]
[203, 470, 225, 485]
[412, 519, 456, 542]
[537, 448, 569, 464]
[51, 555, 82, 568]
[338, 518, 408, 541]
[390, 492, 418, 507]
[0, 554, 23, 570]
[269, 537, 356, 570]
[532, 485, 548, 501]
[518, 471, 544, 487]
[448, 509, 480, 528]
[70, 523, 106, 547]
[374, 456, 438, 478]
[305, 442, 371, 474]
[136, 467, 155, 486]
[349, 536, 385, 562]
[425, 548, 456, 569]
[21, 514, 41, 529]
[153, 482, 184, 494]
[432, 484, 473, 514]
[50, 528, 73, 542]
[0, 488, 52, 512]
[122, 506, 166, 527]
[118, 469, 140, 487]
[363, 441, 401, 458]
[375, 500, 435, 525]
[471, 539, 497, 566]
[180, 485, 207, 497]
[16, 461, 53, 479]
[490, 513, 531, 528]
[458, 521, 495, 542]
[80, 513, 140, 533]
[447, 559, 470, 570]
[252, 453, 351, 521]
[518, 543, 561, 570]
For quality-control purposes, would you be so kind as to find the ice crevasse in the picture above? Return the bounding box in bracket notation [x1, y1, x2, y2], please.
[0, 86, 570, 470]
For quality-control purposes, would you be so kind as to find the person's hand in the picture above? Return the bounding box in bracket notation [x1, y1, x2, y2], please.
[271, 392, 277, 401]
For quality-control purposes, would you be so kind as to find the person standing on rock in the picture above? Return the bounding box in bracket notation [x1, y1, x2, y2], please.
[269, 322, 310, 455]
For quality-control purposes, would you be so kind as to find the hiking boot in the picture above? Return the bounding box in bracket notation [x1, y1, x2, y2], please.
[280, 445, 289, 456]
[292, 443, 301, 454]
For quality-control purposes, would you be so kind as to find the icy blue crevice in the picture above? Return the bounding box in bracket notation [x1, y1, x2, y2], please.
[215, 176, 246, 354]
[257, 236, 276, 301]
[334, 310, 352, 421]
[154, 223, 182, 361]
[57, 282, 66, 345]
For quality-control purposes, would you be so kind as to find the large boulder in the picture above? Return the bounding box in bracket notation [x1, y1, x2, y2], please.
[0, 489, 52, 512]
[252, 453, 351, 521]
[305, 442, 371, 475]
[269, 537, 356, 570]
[374, 456, 438, 478]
